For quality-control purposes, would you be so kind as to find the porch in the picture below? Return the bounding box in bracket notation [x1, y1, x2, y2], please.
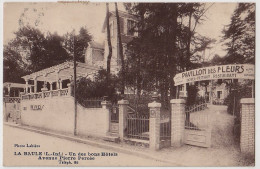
[21, 61, 100, 94]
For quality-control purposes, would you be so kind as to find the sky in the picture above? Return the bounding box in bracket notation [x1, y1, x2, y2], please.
[3, 2, 237, 58]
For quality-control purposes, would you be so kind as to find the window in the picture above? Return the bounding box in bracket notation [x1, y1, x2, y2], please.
[109, 22, 114, 37]
[217, 91, 222, 99]
[127, 19, 136, 36]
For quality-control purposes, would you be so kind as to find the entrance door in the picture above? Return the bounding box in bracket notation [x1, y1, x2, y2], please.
[184, 105, 212, 148]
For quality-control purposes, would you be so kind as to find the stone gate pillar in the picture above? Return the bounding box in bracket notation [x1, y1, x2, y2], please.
[170, 99, 186, 147]
[240, 98, 255, 155]
[118, 99, 129, 140]
[148, 101, 161, 150]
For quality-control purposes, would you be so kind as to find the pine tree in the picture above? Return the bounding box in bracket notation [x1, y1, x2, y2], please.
[222, 3, 255, 64]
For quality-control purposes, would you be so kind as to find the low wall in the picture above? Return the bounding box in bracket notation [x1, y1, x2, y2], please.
[21, 96, 74, 134]
[20, 94, 110, 137]
[77, 104, 110, 137]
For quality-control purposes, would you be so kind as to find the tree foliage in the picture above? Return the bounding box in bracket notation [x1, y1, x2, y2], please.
[4, 25, 92, 83]
[3, 45, 27, 83]
[73, 69, 120, 104]
[224, 80, 253, 142]
[222, 3, 255, 64]
[124, 3, 215, 106]
[63, 27, 92, 62]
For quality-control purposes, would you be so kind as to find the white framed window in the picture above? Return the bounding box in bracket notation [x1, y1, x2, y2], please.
[127, 19, 136, 36]
[217, 90, 223, 99]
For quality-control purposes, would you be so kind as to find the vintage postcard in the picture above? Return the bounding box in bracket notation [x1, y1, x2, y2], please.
[2, 1, 255, 167]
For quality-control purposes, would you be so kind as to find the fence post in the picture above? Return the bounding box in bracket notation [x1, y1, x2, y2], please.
[148, 101, 161, 150]
[101, 100, 112, 135]
[67, 83, 72, 96]
[41, 88, 47, 98]
[118, 99, 129, 140]
[170, 99, 186, 147]
[240, 98, 255, 155]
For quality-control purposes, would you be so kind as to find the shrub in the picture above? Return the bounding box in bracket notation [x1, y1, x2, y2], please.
[71, 69, 120, 104]
[225, 81, 253, 116]
[224, 80, 253, 143]
[238, 152, 255, 166]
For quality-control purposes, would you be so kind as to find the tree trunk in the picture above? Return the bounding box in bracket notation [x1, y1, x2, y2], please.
[136, 11, 145, 99]
[186, 11, 192, 71]
[106, 3, 113, 79]
[115, 2, 125, 94]
[185, 10, 193, 108]
[137, 56, 141, 98]
[169, 7, 178, 99]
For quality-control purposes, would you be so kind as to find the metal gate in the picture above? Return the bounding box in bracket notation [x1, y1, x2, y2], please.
[160, 113, 171, 148]
[184, 103, 212, 148]
[126, 113, 149, 140]
[110, 104, 119, 134]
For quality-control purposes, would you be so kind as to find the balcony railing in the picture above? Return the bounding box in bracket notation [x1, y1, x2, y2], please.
[21, 88, 69, 100]
[3, 97, 21, 103]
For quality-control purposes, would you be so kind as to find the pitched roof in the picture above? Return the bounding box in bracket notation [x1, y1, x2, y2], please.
[22, 61, 100, 82]
[110, 10, 139, 21]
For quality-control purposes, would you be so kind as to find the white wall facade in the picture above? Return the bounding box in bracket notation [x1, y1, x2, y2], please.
[21, 96, 75, 134]
[20, 95, 110, 137]
[77, 105, 110, 137]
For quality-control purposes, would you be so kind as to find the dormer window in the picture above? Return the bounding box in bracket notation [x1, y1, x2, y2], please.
[127, 19, 136, 36]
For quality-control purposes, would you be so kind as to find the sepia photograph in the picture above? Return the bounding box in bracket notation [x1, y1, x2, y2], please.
[2, 1, 255, 167]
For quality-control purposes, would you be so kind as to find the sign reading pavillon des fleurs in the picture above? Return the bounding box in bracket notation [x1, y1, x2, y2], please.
[173, 64, 254, 86]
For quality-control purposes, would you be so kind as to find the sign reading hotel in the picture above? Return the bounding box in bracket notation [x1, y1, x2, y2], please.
[174, 64, 254, 86]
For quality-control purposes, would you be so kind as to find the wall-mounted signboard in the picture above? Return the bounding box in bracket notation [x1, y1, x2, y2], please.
[30, 105, 44, 110]
[174, 64, 254, 86]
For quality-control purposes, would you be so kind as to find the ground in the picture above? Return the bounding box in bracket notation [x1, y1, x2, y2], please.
[3, 104, 254, 166]
[3, 125, 166, 166]
[118, 105, 254, 166]
[158, 105, 242, 166]
[156, 105, 254, 166]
